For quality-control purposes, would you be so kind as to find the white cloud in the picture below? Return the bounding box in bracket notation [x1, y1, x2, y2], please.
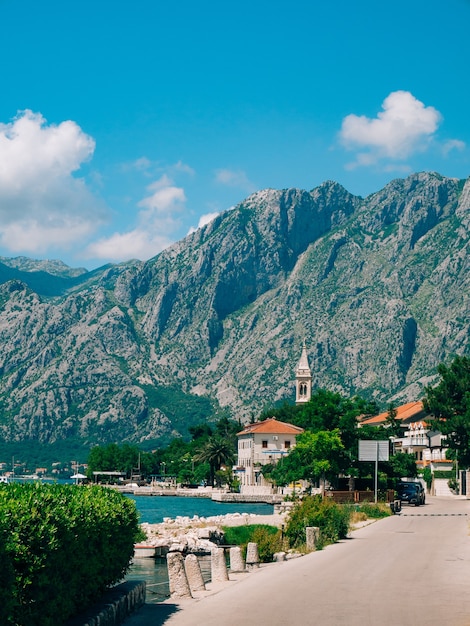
[86, 174, 187, 262]
[0, 110, 105, 253]
[138, 175, 186, 213]
[339, 91, 442, 168]
[198, 212, 219, 228]
[442, 139, 466, 156]
[172, 160, 195, 176]
[132, 157, 152, 171]
[121, 157, 195, 179]
[86, 229, 174, 262]
[215, 168, 256, 192]
[187, 211, 220, 236]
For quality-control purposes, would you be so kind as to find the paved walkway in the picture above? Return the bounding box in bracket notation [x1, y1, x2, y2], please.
[124, 496, 470, 626]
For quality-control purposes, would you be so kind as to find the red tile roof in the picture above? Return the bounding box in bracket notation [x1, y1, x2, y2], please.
[360, 401, 426, 426]
[238, 417, 304, 436]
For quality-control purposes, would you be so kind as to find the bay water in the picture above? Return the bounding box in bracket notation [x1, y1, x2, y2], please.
[125, 495, 274, 602]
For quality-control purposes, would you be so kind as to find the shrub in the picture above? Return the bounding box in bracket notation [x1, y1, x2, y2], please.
[285, 495, 350, 549]
[433, 470, 453, 479]
[0, 482, 139, 626]
[0, 517, 15, 624]
[249, 526, 284, 562]
[221, 524, 283, 562]
[355, 502, 391, 519]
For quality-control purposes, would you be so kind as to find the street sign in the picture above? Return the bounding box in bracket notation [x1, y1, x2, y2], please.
[358, 440, 390, 503]
[358, 440, 389, 462]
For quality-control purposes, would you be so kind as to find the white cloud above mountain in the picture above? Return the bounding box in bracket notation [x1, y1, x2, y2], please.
[215, 168, 256, 193]
[0, 110, 105, 253]
[339, 91, 447, 169]
[86, 174, 187, 262]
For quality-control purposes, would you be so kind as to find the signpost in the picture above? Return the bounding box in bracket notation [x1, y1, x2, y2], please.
[358, 440, 390, 503]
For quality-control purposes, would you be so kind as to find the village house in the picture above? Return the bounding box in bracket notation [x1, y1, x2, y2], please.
[235, 417, 304, 491]
[359, 401, 449, 470]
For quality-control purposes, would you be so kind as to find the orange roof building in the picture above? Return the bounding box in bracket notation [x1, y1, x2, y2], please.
[237, 417, 304, 437]
[360, 401, 427, 426]
[359, 400, 449, 468]
[236, 418, 304, 488]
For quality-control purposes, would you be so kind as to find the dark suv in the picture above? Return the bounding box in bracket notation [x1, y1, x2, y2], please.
[396, 481, 425, 506]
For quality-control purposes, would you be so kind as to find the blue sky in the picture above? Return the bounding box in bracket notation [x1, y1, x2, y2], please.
[0, 0, 469, 269]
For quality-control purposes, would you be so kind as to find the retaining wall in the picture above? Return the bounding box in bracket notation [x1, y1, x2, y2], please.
[66, 580, 146, 626]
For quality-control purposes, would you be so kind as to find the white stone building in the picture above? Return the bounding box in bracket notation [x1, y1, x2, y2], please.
[235, 417, 304, 490]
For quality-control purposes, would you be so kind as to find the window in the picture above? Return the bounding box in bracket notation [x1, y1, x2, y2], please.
[284, 440, 291, 449]
[262, 440, 268, 449]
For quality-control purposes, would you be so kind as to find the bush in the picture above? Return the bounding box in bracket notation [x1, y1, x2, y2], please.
[433, 470, 453, 479]
[285, 495, 350, 549]
[221, 524, 283, 562]
[249, 526, 284, 562]
[0, 482, 139, 626]
[355, 502, 391, 519]
[0, 518, 15, 624]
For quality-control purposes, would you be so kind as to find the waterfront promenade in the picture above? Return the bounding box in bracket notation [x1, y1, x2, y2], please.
[124, 496, 470, 626]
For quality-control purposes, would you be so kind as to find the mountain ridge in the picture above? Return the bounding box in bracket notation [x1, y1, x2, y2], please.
[0, 171, 468, 448]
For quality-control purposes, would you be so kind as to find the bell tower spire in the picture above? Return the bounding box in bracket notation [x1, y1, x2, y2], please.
[295, 340, 312, 404]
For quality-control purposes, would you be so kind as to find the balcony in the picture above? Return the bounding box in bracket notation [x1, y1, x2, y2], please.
[400, 437, 428, 449]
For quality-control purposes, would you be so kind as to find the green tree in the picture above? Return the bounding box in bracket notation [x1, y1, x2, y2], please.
[424, 355, 470, 467]
[262, 429, 345, 488]
[259, 401, 303, 424]
[193, 435, 235, 486]
[385, 402, 401, 437]
[87, 443, 154, 479]
[384, 452, 418, 482]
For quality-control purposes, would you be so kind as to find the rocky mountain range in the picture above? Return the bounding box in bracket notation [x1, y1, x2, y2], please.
[0, 171, 469, 450]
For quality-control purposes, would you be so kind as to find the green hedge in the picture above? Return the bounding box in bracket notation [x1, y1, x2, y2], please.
[0, 483, 139, 626]
[433, 470, 454, 479]
[285, 495, 350, 549]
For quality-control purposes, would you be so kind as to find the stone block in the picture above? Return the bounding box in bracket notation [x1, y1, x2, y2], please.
[211, 547, 229, 582]
[167, 552, 192, 599]
[229, 546, 246, 572]
[184, 554, 206, 593]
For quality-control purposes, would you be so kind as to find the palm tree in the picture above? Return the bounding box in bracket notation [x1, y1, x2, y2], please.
[194, 435, 235, 486]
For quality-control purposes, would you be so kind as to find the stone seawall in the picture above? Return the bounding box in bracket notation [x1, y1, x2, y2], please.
[66, 581, 146, 626]
[111, 485, 284, 503]
[211, 492, 284, 504]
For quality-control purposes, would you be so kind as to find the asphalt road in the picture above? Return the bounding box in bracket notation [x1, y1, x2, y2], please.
[126, 496, 470, 626]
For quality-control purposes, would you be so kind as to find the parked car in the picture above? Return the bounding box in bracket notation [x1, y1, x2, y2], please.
[396, 481, 425, 506]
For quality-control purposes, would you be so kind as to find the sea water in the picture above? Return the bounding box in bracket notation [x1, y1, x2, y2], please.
[127, 494, 274, 524]
[125, 495, 274, 602]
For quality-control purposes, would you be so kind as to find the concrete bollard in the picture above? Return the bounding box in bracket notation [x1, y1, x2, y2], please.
[273, 551, 286, 562]
[246, 542, 260, 571]
[211, 547, 229, 582]
[306, 526, 320, 552]
[229, 546, 246, 572]
[184, 554, 206, 593]
[167, 552, 192, 599]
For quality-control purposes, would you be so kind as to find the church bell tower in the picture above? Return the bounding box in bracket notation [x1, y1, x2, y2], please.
[295, 341, 312, 404]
